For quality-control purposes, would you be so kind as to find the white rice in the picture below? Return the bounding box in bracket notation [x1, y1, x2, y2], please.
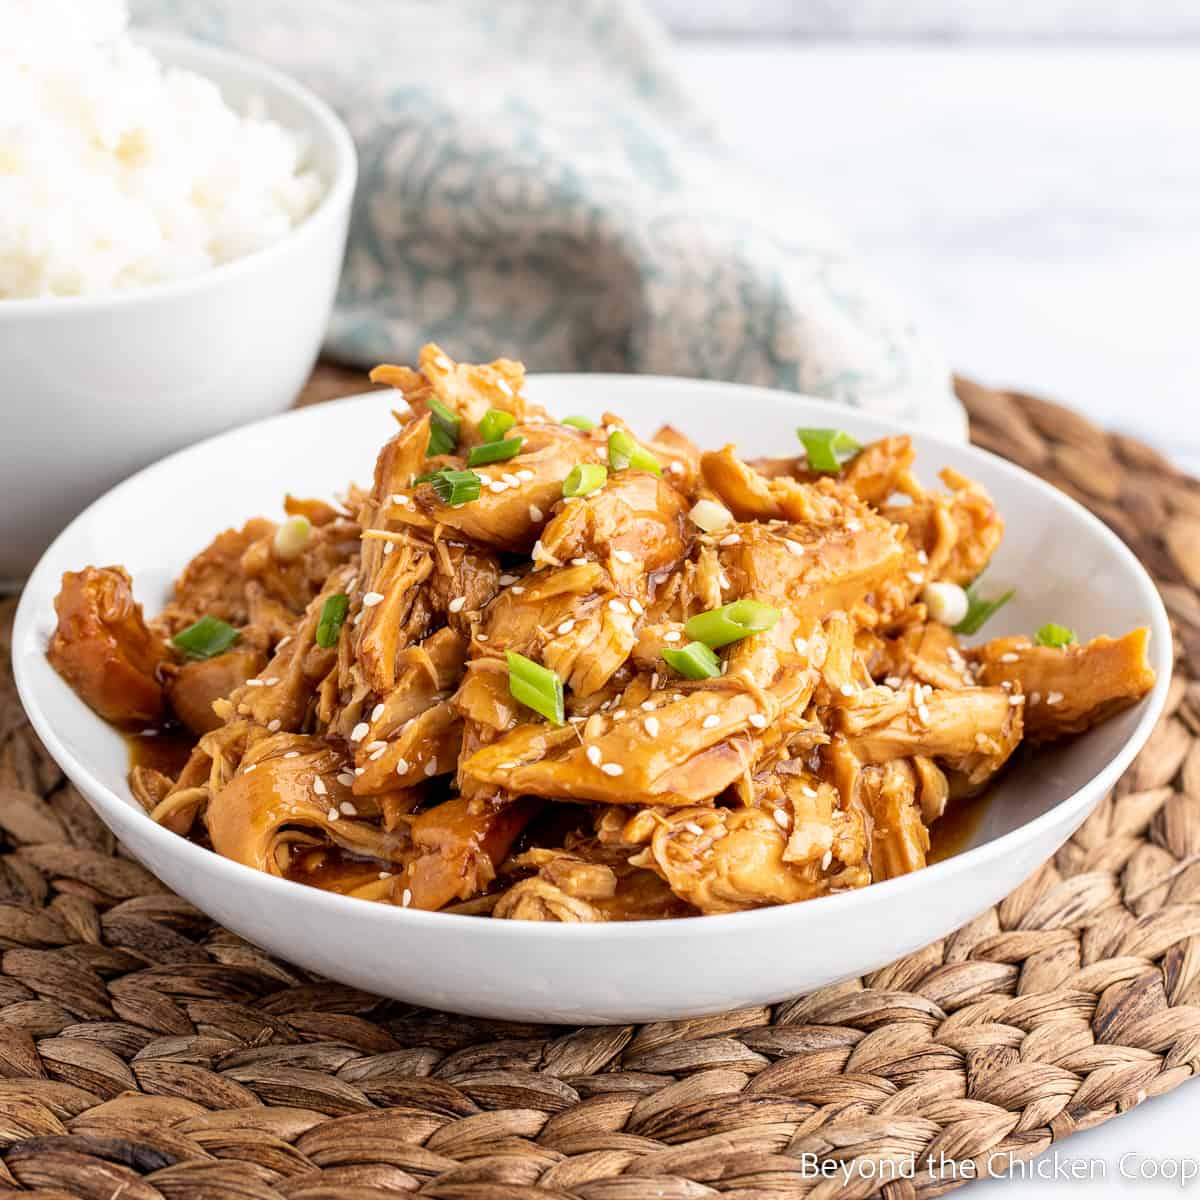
[0, 0, 324, 299]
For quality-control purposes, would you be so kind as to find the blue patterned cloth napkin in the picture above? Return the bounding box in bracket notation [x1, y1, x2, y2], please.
[132, 0, 963, 435]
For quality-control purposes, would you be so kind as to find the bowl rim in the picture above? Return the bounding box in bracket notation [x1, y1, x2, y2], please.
[12, 376, 1174, 943]
[0, 31, 358, 318]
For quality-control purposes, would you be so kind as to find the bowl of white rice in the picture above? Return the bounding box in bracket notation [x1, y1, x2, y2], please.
[0, 2, 357, 584]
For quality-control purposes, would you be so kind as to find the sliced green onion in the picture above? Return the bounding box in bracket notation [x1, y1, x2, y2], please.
[661, 641, 721, 680]
[172, 615, 239, 660]
[506, 650, 565, 725]
[428, 468, 483, 507]
[315, 593, 350, 648]
[953, 584, 1015, 636]
[478, 408, 516, 443]
[467, 436, 524, 467]
[796, 428, 863, 473]
[685, 600, 781, 649]
[608, 429, 661, 476]
[272, 514, 311, 561]
[562, 415, 596, 432]
[563, 463, 607, 498]
[426, 397, 460, 457]
[1034, 622, 1077, 648]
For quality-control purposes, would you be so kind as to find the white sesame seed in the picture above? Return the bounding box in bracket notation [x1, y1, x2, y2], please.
[684, 821, 704, 835]
[998, 652, 1020, 663]
[424, 760, 438, 776]
[793, 638, 808, 656]
[383, 542, 395, 556]
[262, 677, 279, 686]
[668, 461, 684, 476]
[612, 709, 627, 720]
[839, 683, 855, 697]
[557, 619, 575, 635]
[846, 519, 863, 533]
[448, 596, 467, 614]
[313, 777, 327, 795]
[516, 469, 533, 481]
[354, 767, 364, 776]
[650, 672, 660, 689]
[499, 573, 518, 585]
[531, 540, 546, 560]
[1046, 691, 1064, 706]
[917, 703, 931, 724]
[340, 801, 357, 816]
[1009, 694, 1025, 706]
[975, 732, 990, 747]
[394, 757, 410, 776]
[719, 533, 742, 546]
[370, 747, 386, 761]
[433, 353, 451, 368]
[783, 539, 805, 557]
[749, 713, 767, 729]
[267, 719, 281, 733]
[379, 871, 391, 880]
[401, 888, 413, 906]
[244, 763, 257, 774]
[244, 678, 265, 688]
[613, 549, 634, 564]
[586, 745, 602, 766]
[702, 714, 720, 729]
[337, 772, 356, 787]
[917, 549, 928, 564]
[364, 740, 386, 752]
[907, 571, 924, 585]
[664, 630, 682, 643]
[369, 704, 385, 722]
[601, 762, 624, 777]
[529, 504, 543, 521]
[362, 591, 385, 607]
[477, 633, 488, 642]
[391, 493, 411, 506]
[1001, 680, 1013, 690]
[609, 598, 627, 614]
[801, 785, 818, 798]
[497, 378, 513, 396]
[569, 557, 588, 567]
[644, 716, 660, 737]
[672, 693, 685, 701]
[629, 598, 644, 616]
[821, 850, 833, 870]
[773, 808, 789, 829]
[511, 585, 525, 595]
[885, 675, 902, 688]
[350, 722, 369, 742]
[489, 480, 508, 494]
[283, 751, 300, 759]
[502, 473, 520, 486]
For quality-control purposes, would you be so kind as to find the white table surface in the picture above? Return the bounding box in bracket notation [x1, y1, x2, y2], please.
[675, 39, 1200, 1195]
[676, 42, 1200, 476]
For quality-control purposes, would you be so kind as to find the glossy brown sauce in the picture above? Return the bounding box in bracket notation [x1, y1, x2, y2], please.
[126, 723, 195, 777]
[928, 791, 991, 865]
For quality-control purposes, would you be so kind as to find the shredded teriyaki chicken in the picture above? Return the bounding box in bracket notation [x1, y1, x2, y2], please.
[47, 345, 1158, 921]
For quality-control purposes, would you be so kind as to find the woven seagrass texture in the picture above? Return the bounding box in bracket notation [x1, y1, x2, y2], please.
[0, 374, 1198, 1200]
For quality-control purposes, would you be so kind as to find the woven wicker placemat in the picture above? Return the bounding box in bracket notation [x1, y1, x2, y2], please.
[1, 375, 1198, 1200]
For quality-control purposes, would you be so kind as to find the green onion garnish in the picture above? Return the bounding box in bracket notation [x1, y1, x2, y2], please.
[478, 408, 516, 443]
[953, 584, 1015, 636]
[607, 429, 661, 476]
[562, 415, 596, 432]
[685, 600, 781, 649]
[563, 463, 607, 498]
[796, 428, 863, 473]
[506, 650, 565, 725]
[427, 468, 483, 507]
[172, 615, 239, 660]
[315, 594, 350, 648]
[661, 641, 721, 680]
[1034, 622, 1077, 648]
[426, 397, 460, 457]
[467, 436, 524, 468]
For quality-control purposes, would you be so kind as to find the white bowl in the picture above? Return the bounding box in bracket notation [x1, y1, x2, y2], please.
[13, 377, 1172, 1023]
[0, 34, 357, 586]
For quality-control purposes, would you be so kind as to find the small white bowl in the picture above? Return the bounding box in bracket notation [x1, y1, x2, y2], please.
[0, 34, 357, 586]
[12, 378, 1172, 1023]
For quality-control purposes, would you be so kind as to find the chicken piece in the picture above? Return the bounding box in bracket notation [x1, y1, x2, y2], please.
[973, 629, 1156, 742]
[621, 805, 831, 914]
[223, 566, 354, 734]
[353, 542, 434, 696]
[48, 566, 167, 725]
[206, 735, 407, 875]
[370, 342, 535, 446]
[428, 540, 500, 634]
[166, 647, 268, 735]
[857, 759, 929, 881]
[880, 468, 1003, 586]
[352, 627, 468, 794]
[842, 436, 917, 506]
[720, 517, 904, 625]
[878, 621, 975, 692]
[840, 683, 1022, 790]
[494, 878, 604, 922]
[398, 796, 540, 911]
